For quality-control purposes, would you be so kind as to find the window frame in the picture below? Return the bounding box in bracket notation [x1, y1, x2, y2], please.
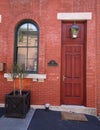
[14, 20, 39, 73]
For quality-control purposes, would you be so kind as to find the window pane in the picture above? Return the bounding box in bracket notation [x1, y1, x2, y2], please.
[28, 23, 37, 32]
[28, 24, 38, 46]
[26, 59, 37, 72]
[17, 48, 27, 66]
[26, 48, 38, 71]
[18, 24, 28, 46]
[28, 48, 37, 59]
[28, 34, 38, 46]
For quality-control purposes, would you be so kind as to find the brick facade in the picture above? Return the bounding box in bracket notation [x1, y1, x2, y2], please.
[96, 0, 100, 115]
[0, 0, 100, 115]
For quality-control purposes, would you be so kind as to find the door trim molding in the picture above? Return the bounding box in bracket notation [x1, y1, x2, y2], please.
[57, 12, 92, 20]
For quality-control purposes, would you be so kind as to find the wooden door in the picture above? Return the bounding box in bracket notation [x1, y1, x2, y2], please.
[61, 21, 86, 105]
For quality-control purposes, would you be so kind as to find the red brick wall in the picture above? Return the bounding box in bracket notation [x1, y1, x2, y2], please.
[96, 0, 100, 115]
[0, 0, 99, 114]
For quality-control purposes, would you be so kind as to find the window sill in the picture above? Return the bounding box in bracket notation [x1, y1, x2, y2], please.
[4, 73, 47, 82]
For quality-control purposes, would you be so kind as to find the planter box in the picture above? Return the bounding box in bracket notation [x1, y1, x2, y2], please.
[5, 90, 30, 118]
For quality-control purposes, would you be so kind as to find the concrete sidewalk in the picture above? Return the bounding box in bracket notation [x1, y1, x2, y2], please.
[0, 108, 35, 130]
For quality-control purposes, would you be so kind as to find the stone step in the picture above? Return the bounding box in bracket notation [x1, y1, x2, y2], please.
[50, 105, 97, 116]
[31, 105, 97, 116]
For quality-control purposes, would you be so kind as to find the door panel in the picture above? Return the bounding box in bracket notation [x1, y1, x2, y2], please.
[61, 21, 86, 105]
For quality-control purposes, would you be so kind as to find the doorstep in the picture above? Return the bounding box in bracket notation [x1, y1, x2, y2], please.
[52, 105, 97, 116]
[30, 105, 97, 116]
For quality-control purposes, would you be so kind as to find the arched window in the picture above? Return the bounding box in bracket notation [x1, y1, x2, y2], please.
[14, 20, 39, 73]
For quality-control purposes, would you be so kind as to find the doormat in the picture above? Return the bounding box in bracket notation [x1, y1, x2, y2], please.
[61, 111, 88, 121]
[0, 108, 35, 130]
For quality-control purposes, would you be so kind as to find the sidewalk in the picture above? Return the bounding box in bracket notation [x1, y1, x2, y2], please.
[0, 107, 100, 130]
[28, 109, 100, 130]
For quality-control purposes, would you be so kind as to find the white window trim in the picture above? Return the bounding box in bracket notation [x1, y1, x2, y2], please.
[4, 73, 46, 82]
[57, 12, 92, 20]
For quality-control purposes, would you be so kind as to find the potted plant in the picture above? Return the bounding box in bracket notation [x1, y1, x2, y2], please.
[5, 63, 30, 118]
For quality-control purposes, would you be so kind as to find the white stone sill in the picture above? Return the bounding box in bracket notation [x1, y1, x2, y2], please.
[57, 12, 92, 20]
[4, 73, 46, 82]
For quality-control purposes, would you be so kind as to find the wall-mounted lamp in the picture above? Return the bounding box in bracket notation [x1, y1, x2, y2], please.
[71, 22, 80, 38]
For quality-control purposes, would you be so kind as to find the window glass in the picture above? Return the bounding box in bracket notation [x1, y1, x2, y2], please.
[15, 22, 38, 73]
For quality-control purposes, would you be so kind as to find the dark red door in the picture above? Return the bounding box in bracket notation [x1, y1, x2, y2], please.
[61, 21, 86, 105]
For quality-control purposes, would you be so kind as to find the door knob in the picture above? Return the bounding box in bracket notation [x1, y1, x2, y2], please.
[63, 75, 66, 81]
